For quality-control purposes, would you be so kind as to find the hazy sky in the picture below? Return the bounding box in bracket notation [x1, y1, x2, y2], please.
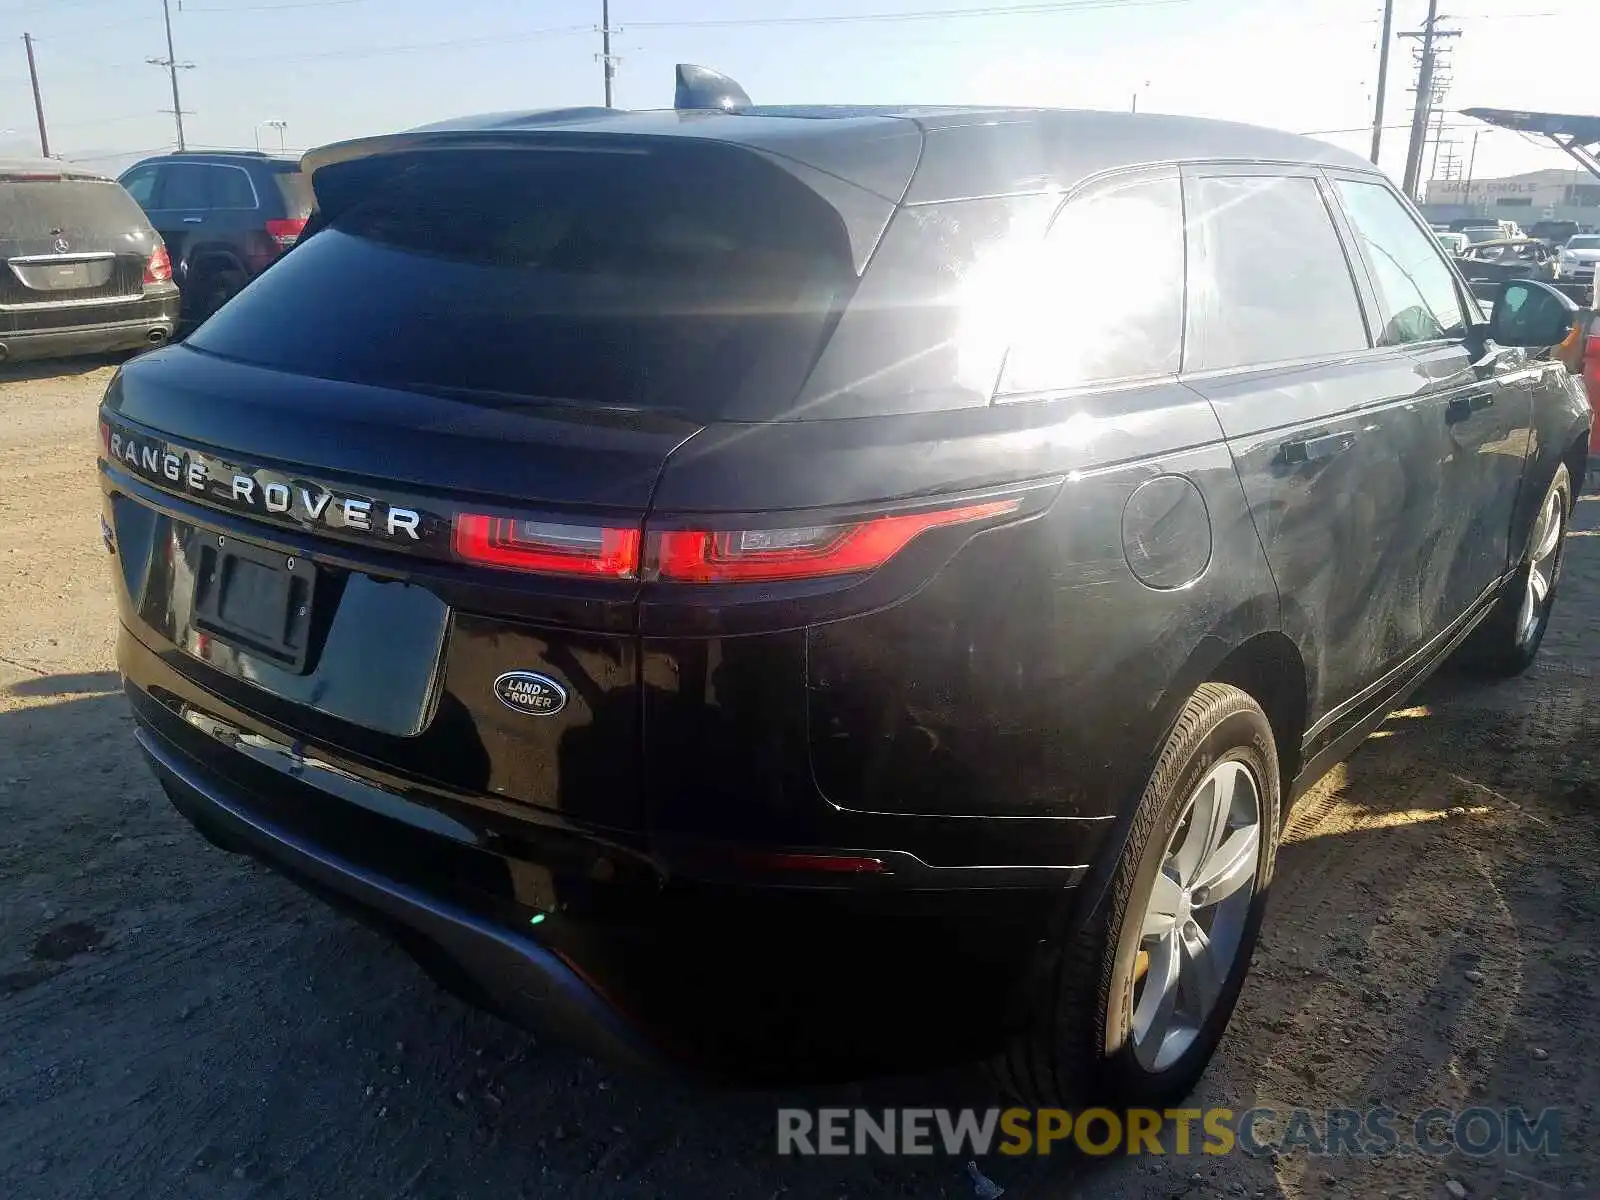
[0, 0, 1588, 185]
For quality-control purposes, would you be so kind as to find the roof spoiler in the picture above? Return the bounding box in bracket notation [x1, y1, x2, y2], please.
[674, 64, 752, 113]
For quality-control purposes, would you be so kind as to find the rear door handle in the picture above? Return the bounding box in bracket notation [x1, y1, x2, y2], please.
[1281, 430, 1358, 465]
[182, 216, 204, 224]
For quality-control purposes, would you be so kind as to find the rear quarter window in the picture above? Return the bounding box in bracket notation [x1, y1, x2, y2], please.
[1184, 174, 1370, 371]
[998, 172, 1185, 395]
[186, 146, 856, 421]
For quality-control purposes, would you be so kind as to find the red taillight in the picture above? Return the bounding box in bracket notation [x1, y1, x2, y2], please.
[264, 217, 307, 250]
[650, 499, 1020, 584]
[143, 244, 172, 284]
[452, 514, 640, 578]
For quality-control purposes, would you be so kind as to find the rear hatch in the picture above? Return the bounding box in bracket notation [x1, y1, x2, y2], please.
[102, 131, 894, 831]
[2, 171, 158, 332]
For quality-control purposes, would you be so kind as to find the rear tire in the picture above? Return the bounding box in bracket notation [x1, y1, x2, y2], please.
[1457, 463, 1571, 679]
[989, 682, 1280, 1108]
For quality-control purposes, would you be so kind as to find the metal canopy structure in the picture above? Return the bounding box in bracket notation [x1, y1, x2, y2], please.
[1462, 107, 1600, 181]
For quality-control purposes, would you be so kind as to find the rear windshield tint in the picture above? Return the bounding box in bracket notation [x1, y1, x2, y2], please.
[0, 178, 148, 239]
[187, 146, 856, 419]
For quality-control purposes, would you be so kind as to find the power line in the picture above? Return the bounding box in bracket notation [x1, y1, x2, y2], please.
[0, 0, 125, 17]
[194, 0, 1188, 71]
[624, 0, 1191, 30]
[210, 23, 590, 65]
[1301, 121, 1485, 136]
[61, 145, 172, 163]
[182, 0, 371, 10]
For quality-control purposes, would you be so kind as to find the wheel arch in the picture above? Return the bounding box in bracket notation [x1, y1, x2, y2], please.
[1206, 630, 1309, 799]
[1560, 427, 1590, 503]
[1063, 606, 1304, 936]
[181, 243, 247, 283]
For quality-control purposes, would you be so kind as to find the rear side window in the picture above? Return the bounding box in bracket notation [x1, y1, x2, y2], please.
[999, 173, 1185, 394]
[210, 166, 258, 210]
[187, 146, 856, 420]
[1185, 175, 1369, 371]
[159, 163, 211, 209]
[119, 166, 158, 207]
[1334, 178, 1467, 345]
[0, 178, 148, 240]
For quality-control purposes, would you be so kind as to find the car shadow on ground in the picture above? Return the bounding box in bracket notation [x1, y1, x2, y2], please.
[0, 681, 1016, 1200]
[0, 356, 125, 385]
[6, 671, 120, 699]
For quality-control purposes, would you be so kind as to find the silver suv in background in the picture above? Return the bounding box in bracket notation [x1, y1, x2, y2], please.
[1557, 234, 1600, 296]
[0, 159, 179, 364]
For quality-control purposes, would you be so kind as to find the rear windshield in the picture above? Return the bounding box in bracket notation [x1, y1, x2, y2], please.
[187, 146, 856, 419]
[0, 177, 148, 239]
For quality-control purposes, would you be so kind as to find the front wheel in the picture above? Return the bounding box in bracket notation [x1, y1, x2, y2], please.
[989, 682, 1280, 1107]
[1458, 463, 1571, 678]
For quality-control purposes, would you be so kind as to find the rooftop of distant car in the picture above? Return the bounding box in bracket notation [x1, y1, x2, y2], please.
[0, 157, 112, 181]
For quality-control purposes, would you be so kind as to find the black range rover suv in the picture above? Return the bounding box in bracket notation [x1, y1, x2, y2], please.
[99, 67, 1592, 1104]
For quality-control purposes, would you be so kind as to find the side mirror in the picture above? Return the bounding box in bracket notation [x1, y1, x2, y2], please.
[1488, 279, 1579, 348]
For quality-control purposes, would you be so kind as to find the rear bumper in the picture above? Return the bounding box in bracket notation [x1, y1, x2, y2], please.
[0, 293, 180, 362]
[137, 716, 663, 1070]
[122, 630, 1065, 1078]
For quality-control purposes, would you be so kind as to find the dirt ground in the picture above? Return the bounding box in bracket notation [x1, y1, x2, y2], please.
[1, 357, 1596, 1200]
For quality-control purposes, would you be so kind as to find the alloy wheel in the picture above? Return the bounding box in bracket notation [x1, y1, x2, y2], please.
[1131, 758, 1262, 1072]
[1518, 484, 1565, 647]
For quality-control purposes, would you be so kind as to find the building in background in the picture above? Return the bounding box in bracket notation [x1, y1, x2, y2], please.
[1421, 168, 1600, 233]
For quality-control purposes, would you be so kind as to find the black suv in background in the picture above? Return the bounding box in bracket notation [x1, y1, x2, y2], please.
[1, 158, 178, 363]
[99, 67, 1592, 1105]
[117, 151, 311, 323]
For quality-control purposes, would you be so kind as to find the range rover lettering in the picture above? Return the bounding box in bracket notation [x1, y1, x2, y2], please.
[99, 66, 1593, 1104]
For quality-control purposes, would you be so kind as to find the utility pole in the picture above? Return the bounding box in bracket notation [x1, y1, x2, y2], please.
[22, 33, 50, 158]
[1399, 0, 1459, 202]
[147, 0, 194, 151]
[1427, 103, 1446, 182]
[600, 0, 616, 108]
[1369, 0, 1394, 164]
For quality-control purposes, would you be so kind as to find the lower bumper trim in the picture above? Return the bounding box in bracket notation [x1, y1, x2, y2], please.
[135, 720, 665, 1070]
